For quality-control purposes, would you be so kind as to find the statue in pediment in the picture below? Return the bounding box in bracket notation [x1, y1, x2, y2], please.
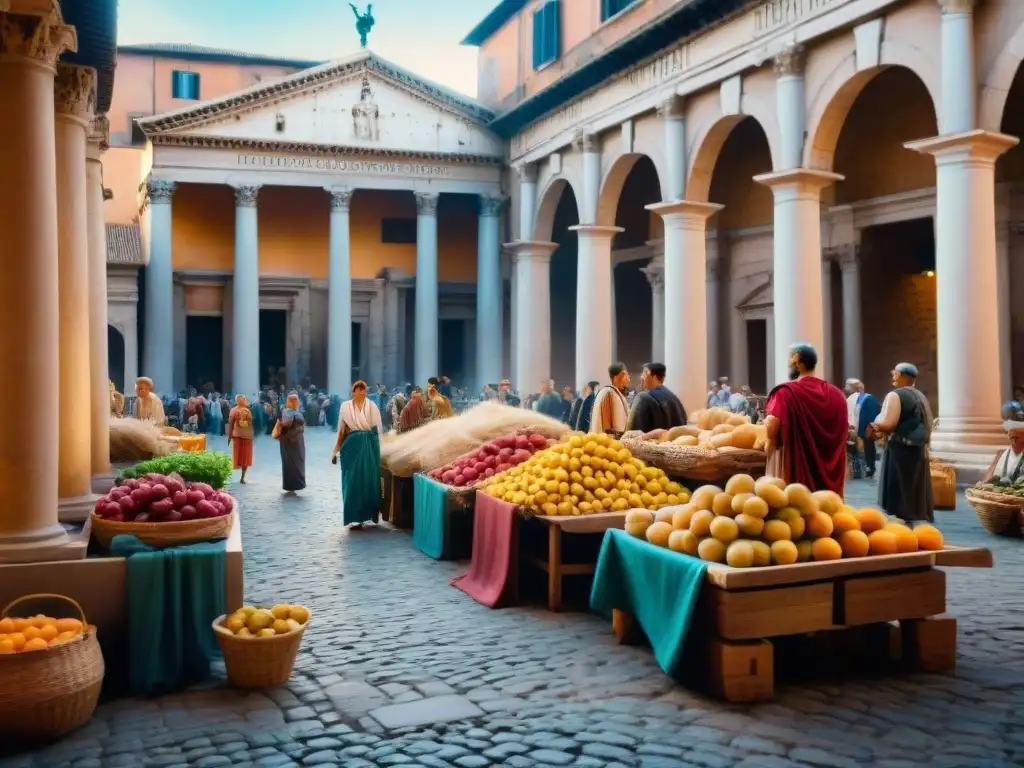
[352, 75, 380, 142]
[349, 3, 375, 49]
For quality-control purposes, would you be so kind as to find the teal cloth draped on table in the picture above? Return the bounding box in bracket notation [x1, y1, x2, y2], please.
[590, 529, 708, 677]
[413, 474, 448, 559]
[110, 535, 226, 696]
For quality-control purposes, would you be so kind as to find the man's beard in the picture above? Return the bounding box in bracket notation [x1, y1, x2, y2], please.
[788, 366, 799, 381]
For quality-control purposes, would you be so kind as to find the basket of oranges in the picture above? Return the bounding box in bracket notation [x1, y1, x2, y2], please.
[0, 594, 105, 741]
[212, 603, 311, 689]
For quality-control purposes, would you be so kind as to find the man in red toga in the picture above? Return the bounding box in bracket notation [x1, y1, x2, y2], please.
[763, 343, 849, 494]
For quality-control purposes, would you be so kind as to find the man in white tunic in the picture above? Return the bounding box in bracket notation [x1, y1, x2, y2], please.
[131, 377, 166, 424]
[590, 363, 631, 435]
[985, 421, 1024, 484]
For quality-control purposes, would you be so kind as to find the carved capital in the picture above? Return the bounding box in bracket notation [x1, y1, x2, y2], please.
[657, 95, 685, 120]
[938, 0, 976, 13]
[415, 192, 439, 216]
[234, 185, 260, 208]
[774, 44, 805, 77]
[88, 113, 110, 151]
[827, 244, 860, 269]
[0, 11, 76, 67]
[479, 194, 505, 217]
[147, 179, 176, 204]
[329, 189, 353, 211]
[642, 257, 664, 291]
[516, 162, 537, 184]
[573, 129, 599, 154]
[54, 62, 96, 122]
[103, 187, 113, 201]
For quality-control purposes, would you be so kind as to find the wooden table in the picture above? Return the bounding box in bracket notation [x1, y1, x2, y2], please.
[525, 511, 627, 612]
[612, 545, 992, 702]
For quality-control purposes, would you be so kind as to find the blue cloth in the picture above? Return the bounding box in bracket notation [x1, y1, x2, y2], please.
[109, 535, 226, 696]
[590, 529, 708, 677]
[340, 429, 382, 525]
[413, 474, 448, 559]
[856, 393, 882, 438]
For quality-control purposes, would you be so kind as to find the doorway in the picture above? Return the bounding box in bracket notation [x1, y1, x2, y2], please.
[108, 325, 125, 393]
[260, 309, 287, 388]
[440, 319, 466, 382]
[352, 321, 362, 383]
[186, 316, 223, 390]
[746, 318, 767, 394]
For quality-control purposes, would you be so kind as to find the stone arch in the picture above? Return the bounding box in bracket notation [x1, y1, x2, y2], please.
[686, 103, 780, 204]
[533, 177, 578, 243]
[595, 152, 663, 227]
[804, 41, 940, 171]
[980, 18, 1024, 132]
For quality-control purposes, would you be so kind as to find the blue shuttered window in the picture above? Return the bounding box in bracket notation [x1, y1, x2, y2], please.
[532, 0, 560, 70]
[601, 0, 638, 22]
[171, 70, 200, 100]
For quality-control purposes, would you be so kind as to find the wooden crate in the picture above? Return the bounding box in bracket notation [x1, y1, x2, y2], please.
[901, 614, 957, 672]
[700, 582, 834, 640]
[837, 568, 946, 626]
[705, 638, 774, 702]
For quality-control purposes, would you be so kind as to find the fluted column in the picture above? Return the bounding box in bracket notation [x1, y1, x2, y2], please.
[232, 185, 261, 395]
[144, 179, 175, 394]
[327, 188, 353, 393]
[642, 242, 665, 362]
[55, 63, 98, 521]
[477, 195, 504, 390]
[838, 246, 863, 381]
[87, 114, 112, 489]
[569, 226, 622, 390]
[0, 9, 77, 561]
[415, 192, 439, 384]
[506, 241, 558, 395]
[646, 201, 722, 414]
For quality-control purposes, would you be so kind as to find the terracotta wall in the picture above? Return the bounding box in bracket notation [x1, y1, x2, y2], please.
[708, 119, 775, 231]
[103, 146, 147, 225]
[169, 185, 479, 282]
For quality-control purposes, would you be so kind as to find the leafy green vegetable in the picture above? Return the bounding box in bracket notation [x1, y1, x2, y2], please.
[118, 451, 233, 489]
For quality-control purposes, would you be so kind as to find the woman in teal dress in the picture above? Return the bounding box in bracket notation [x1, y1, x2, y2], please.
[332, 381, 384, 529]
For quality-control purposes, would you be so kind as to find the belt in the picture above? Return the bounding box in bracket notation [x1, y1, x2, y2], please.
[888, 433, 926, 447]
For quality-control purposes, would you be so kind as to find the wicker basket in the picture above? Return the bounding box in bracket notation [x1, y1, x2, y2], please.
[91, 501, 235, 548]
[213, 613, 310, 689]
[621, 434, 766, 481]
[965, 487, 1023, 536]
[930, 459, 957, 510]
[0, 594, 104, 742]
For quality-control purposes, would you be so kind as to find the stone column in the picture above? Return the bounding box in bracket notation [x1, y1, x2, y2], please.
[144, 179, 175, 394]
[706, 255, 721, 381]
[938, 0, 976, 136]
[646, 202, 722, 414]
[506, 241, 557, 393]
[996, 192, 1012, 402]
[775, 44, 806, 170]
[838, 246, 863, 381]
[86, 114, 112, 489]
[508, 250, 518, 384]
[477, 194, 504, 390]
[820, 252, 833, 383]
[0, 9, 77, 561]
[641, 241, 665, 362]
[55, 63, 98, 521]
[610, 262, 619, 361]
[517, 164, 537, 241]
[755, 170, 842, 385]
[232, 185, 261, 395]
[415, 192, 439, 384]
[569, 226, 622, 390]
[327, 188, 353, 394]
[659, 96, 686, 201]
[576, 131, 600, 225]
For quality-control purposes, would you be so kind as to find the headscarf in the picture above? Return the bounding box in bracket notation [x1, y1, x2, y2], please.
[235, 394, 248, 407]
[280, 392, 303, 427]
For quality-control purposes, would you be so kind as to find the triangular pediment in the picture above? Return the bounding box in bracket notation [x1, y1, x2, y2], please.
[140, 51, 502, 161]
[737, 276, 773, 311]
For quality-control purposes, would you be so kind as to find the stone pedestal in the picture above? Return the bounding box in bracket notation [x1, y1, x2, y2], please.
[569, 225, 622, 391]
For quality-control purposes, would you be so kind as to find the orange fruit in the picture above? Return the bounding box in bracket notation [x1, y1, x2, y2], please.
[689, 509, 715, 537]
[29, 615, 49, 629]
[671, 505, 695, 531]
[7, 632, 26, 650]
[712, 492, 735, 517]
[914, 524, 944, 551]
[697, 537, 727, 563]
[763, 519, 792, 543]
[832, 511, 861, 536]
[839, 530, 870, 558]
[806, 511, 834, 538]
[0, 638, 14, 654]
[811, 537, 843, 561]
[37, 624, 59, 642]
[55, 618, 83, 634]
[11, 618, 30, 633]
[770, 540, 799, 565]
[856, 507, 887, 534]
[884, 523, 918, 553]
[742, 495, 770, 519]
[22, 626, 41, 641]
[22, 637, 49, 652]
[868, 529, 898, 556]
[0, 617, 14, 634]
[50, 631, 78, 646]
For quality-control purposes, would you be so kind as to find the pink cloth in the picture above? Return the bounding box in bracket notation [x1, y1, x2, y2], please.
[451, 492, 518, 608]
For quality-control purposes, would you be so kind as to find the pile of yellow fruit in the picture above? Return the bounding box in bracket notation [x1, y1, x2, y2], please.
[657, 408, 766, 450]
[481, 432, 689, 516]
[217, 604, 311, 639]
[0, 615, 90, 654]
[627, 473, 945, 567]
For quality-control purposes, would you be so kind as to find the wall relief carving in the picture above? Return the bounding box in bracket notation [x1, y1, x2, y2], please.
[351, 74, 380, 142]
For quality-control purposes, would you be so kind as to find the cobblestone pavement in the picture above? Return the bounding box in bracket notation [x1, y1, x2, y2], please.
[7, 429, 1024, 768]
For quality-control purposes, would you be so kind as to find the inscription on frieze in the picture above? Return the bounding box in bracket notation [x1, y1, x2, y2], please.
[237, 155, 451, 177]
[752, 0, 847, 35]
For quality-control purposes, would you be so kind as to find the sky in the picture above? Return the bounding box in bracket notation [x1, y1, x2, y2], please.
[116, 0, 501, 98]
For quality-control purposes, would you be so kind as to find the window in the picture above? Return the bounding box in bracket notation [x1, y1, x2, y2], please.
[171, 70, 200, 100]
[601, 0, 638, 22]
[381, 218, 417, 244]
[532, 0, 560, 70]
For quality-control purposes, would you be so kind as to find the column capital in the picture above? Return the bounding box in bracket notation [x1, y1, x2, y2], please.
[103, 187, 113, 201]
[234, 185, 261, 208]
[773, 43, 806, 77]
[415, 191, 439, 216]
[826, 244, 860, 269]
[147, 179, 176, 204]
[642, 256, 664, 291]
[568, 224, 623, 241]
[754, 168, 844, 195]
[503, 240, 558, 263]
[87, 113, 109, 155]
[573, 129, 599, 154]
[657, 95, 685, 120]
[0, 10, 76, 69]
[938, 0, 976, 13]
[54, 62, 96, 124]
[515, 162, 537, 183]
[905, 129, 1019, 166]
[646, 200, 723, 228]
[479, 194, 505, 217]
[329, 188, 354, 211]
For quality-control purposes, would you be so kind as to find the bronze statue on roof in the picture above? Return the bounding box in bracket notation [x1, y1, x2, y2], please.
[349, 3, 375, 49]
